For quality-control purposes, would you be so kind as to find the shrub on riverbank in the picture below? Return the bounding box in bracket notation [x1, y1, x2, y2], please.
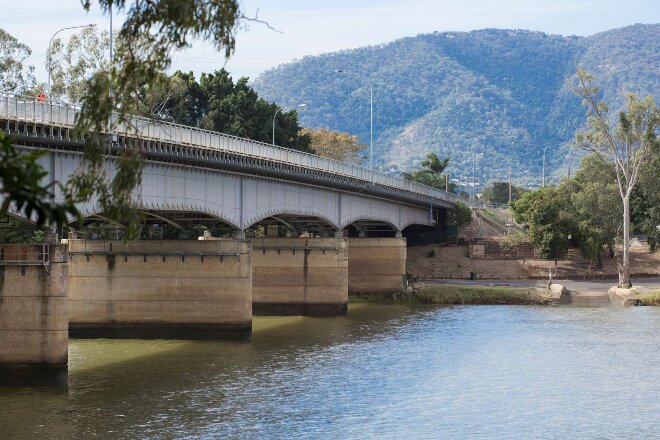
[639, 291, 660, 306]
[394, 284, 542, 305]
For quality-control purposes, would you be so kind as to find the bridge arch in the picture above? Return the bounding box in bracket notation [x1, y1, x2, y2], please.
[246, 210, 339, 236]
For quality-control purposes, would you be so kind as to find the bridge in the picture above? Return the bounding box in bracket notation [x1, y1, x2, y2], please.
[0, 94, 462, 368]
[1, 95, 458, 236]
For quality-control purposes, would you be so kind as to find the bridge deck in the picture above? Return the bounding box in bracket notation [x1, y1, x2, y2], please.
[1, 94, 460, 208]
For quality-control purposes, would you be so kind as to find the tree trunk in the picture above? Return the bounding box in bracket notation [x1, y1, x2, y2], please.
[620, 196, 632, 288]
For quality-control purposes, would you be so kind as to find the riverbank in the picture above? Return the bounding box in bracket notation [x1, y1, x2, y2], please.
[349, 284, 553, 305]
[639, 291, 660, 306]
[407, 243, 660, 280]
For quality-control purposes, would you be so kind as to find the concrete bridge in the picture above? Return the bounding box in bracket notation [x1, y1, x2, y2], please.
[0, 95, 461, 368]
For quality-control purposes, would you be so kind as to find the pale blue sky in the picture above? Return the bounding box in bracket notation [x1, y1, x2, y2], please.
[1, 0, 658, 83]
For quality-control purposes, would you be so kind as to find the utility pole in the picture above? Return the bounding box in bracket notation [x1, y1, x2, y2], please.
[542, 145, 550, 187]
[335, 70, 374, 182]
[508, 165, 512, 205]
[109, 2, 113, 99]
[471, 144, 476, 204]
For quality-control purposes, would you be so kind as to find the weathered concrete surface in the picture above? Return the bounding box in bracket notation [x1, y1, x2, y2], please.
[608, 287, 642, 306]
[251, 237, 348, 316]
[548, 283, 572, 304]
[0, 244, 68, 365]
[348, 238, 406, 294]
[67, 239, 252, 338]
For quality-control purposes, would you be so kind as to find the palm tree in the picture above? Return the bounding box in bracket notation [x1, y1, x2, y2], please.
[420, 153, 450, 175]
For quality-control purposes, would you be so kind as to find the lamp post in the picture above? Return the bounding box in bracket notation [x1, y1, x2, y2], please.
[542, 145, 551, 187]
[273, 103, 306, 146]
[335, 70, 373, 180]
[47, 24, 96, 101]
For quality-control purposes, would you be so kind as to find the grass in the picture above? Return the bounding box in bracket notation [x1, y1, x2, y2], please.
[396, 284, 541, 305]
[639, 291, 660, 306]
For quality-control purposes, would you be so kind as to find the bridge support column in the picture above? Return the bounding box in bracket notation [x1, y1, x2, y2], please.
[0, 244, 68, 379]
[348, 237, 407, 294]
[251, 237, 348, 316]
[67, 239, 252, 338]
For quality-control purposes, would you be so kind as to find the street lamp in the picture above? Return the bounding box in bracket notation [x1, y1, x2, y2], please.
[47, 24, 96, 101]
[335, 70, 373, 180]
[542, 145, 551, 187]
[273, 103, 306, 146]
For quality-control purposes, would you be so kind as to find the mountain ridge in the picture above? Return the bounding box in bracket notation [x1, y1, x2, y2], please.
[252, 24, 659, 188]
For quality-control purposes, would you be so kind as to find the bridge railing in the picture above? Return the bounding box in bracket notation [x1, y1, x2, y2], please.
[1, 94, 463, 205]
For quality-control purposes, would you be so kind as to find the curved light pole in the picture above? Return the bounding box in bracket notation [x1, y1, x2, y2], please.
[335, 70, 373, 181]
[47, 24, 96, 101]
[273, 103, 306, 146]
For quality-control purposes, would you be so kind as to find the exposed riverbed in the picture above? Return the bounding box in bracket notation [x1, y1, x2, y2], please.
[1, 304, 659, 439]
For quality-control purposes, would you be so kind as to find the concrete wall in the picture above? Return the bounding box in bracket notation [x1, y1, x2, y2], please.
[251, 237, 348, 316]
[348, 238, 407, 294]
[67, 239, 252, 338]
[0, 244, 68, 365]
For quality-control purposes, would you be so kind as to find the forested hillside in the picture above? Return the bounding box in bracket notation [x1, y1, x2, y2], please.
[253, 24, 659, 188]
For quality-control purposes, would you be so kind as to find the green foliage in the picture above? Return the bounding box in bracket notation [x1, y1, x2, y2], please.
[482, 181, 526, 205]
[67, 0, 245, 238]
[570, 69, 658, 286]
[511, 186, 572, 259]
[253, 24, 659, 184]
[48, 26, 110, 103]
[0, 28, 35, 93]
[400, 284, 537, 305]
[156, 69, 312, 151]
[300, 127, 365, 163]
[403, 153, 456, 192]
[631, 136, 660, 251]
[567, 156, 621, 267]
[0, 132, 79, 228]
[0, 217, 45, 244]
[447, 201, 472, 228]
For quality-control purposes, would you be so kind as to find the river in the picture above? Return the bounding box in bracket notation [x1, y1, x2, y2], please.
[1, 304, 659, 439]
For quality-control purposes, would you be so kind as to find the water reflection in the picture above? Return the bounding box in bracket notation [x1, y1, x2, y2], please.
[1, 305, 658, 439]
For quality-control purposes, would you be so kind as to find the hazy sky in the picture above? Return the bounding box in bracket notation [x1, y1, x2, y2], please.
[2, 0, 658, 83]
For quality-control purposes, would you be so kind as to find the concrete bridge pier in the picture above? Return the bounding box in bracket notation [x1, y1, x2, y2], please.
[348, 237, 407, 295]
[0, 243, 69, 383]
[251, 237, 349, 316]
[67, 239, 252, 338]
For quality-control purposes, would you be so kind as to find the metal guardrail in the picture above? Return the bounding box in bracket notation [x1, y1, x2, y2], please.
[0, 94, 463, 206]
[0, 243, 49, 265]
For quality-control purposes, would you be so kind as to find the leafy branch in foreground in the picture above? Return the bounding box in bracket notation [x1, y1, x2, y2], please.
[0, 132, 79, 227]
[68, 0, 246, 237]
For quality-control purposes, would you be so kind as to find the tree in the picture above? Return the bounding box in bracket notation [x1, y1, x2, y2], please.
[568, 155, 621, 267]
[196, 70, 311, 151]
[482, 181, 526, 205]
[511, 186, 573, 260]
[48, 26, 111, 103]
[402, 153, 456, 192]
[0, 28, 35, 93]
[300, 128, 365, 163]
[136, 73, 188, 120]
[569, 69, 659, 287]
[631, 137, 660, 252]
[65, 0, 254, 238]
[446, 201, 472, 228]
